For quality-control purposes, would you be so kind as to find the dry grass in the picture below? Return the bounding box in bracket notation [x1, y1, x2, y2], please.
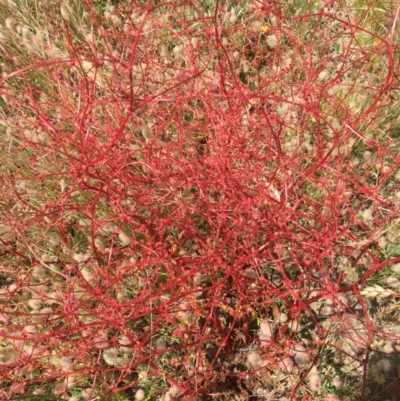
[1, 0, 400, 400]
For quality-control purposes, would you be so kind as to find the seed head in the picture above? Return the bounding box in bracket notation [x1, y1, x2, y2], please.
[361, 285, 392, 299]
[266, 34, 278, 49]
[229, 8, 237, 24]
[278, 312, 288, 323]
[363, 151, 372, 160]
[0, 346, 18, 364]
[332, 375, 343, 389]
[32, 265, 47, 278]
[21, 26, 31, 40]
[318, 70, 329, 82]
[383, 342, 395, 353]
[28, 298, 42, 311]
[288, 319, 302, 333]
[377, 357, 392, 372]
[378, 235, 388, 249]
[142, 22, 152, 34]
[59, 356, 72, 372]
[73, 252, 91, 262]
[135, 389, 145, 401]
[359, 208, 373, 221]
[119, 335, 131, 346]
[308, 373, 321, 392]
[81, 266, 94, 282]
[118, 232, 131, 246]
[5, 17, 16, 31]
[252, 20, 263, 33]
[386, 276, 400, 288]
[155, 338, 166, 350]
[278, 356, 294, 372]
[293, 343, 309, 366]
[103, 348, 120, 366]
[247, 350, 261, 367]
[392, 263, 400, 274]
[259, 318, 272, 342]
[111, 15, 122, 28]
[60, 3, 70, 21]
[387, 229, 398, 243]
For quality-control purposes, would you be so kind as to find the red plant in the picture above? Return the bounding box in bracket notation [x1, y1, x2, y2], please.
[1, 0, 400, 400]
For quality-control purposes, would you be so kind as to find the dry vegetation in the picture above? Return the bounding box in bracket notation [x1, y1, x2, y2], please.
[1, 0, 400, 400]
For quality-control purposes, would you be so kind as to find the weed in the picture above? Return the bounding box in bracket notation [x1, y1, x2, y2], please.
[1, 0, 400, 400]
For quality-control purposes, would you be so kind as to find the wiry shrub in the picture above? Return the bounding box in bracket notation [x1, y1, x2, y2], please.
[1, 0, 400, 400]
